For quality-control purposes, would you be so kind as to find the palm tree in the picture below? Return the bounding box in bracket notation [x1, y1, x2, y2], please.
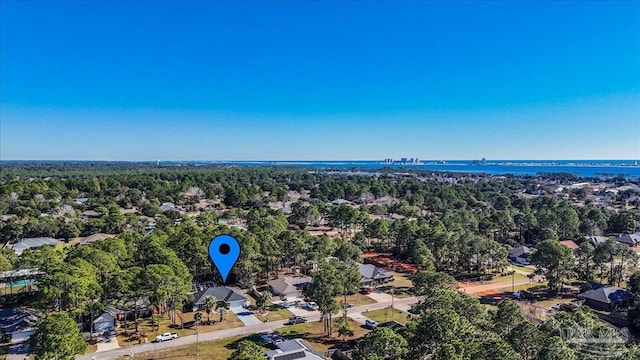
[203, 295, 217, 324]
[218, 307, 227, 322]
[256, 291, 271, 315]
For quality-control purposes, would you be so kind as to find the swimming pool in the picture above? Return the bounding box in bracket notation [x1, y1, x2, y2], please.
[3, 279, 38, 287]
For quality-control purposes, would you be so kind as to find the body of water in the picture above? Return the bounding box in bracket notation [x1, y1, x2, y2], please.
[206, 160, 640, 178]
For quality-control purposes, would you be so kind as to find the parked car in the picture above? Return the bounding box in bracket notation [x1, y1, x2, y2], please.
[365, 319, 378, 329]
[102, 327, 116, 338]
[360, 287, 374, 294]
[303, 302, 319, 311]
[270, 335, 285, 344]
[286, 315, 308, 325]
[259, 333, 272, 343]
[550, 303, 563, 311]
[155, 332, 179, 342]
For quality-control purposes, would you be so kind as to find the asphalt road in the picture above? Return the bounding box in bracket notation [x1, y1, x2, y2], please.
[76, 298, 418, 360]
[76, 297, 419, 360]
[76, 272, 534, 360]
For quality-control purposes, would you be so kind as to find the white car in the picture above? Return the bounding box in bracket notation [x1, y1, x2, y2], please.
[365, 319, 378, 329]
[155, 332, 179, 342]
[303, 302, 319, 311]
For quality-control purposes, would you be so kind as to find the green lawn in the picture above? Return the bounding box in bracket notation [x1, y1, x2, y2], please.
[389, 271, 414, 288]
[246, 293, 294, 322]
[278, 318, 369, 352]
[481, 272, 526, 284]
[510, 265, 536, 274]
[118, 334, 269, 360]
[124, 318, 369, 360]
[505, 283, 548, 293]
[255, 304, 293, 322]
[115, 311, 243, 346]
[335, 294, 377, 307]
[365, 308, 411, 324]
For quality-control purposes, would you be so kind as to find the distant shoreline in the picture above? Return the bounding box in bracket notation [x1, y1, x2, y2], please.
[1, 159, 639, 178]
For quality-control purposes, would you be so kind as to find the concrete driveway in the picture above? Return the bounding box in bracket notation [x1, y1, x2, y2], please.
[229, 307, 261, 326]
[273, 297, 320, 318]
[367, 291, 393, 303]
[96, 337, 120, 352]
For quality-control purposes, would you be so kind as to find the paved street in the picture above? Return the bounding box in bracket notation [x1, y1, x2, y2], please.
[76, 297, 418, 360]
[76, 273, 533, 359]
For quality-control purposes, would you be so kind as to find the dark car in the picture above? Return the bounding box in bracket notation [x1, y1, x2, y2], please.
[286, 315, 307, 325]
[102, 327, 117, 338]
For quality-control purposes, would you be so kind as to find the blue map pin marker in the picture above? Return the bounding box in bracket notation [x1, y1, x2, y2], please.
[209, 235, 240, 283]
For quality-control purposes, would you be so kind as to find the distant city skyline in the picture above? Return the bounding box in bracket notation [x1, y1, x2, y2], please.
[1, 1, 639, 160]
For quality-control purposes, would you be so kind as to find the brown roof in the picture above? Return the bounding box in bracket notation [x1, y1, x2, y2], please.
[559, 240, 579, 250]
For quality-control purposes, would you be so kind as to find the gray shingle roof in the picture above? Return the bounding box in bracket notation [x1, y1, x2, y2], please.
[509, 246, 531, 258]
[194, 286, 246, 305]
[12, 238, 58, 255]
[268, 276, 313, 295]
[578, 286, 631, 304]
[617, 234, 640, 246]
[0, 308, 38, 334]
[359, 264, 392, 281]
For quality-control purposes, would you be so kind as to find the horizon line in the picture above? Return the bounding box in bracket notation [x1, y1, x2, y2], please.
[1, 159, 639, 162]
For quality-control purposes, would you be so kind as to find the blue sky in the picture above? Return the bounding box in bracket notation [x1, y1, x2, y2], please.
[1, 0, 639, 160]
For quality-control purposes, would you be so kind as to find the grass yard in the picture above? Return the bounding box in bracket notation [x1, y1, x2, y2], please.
[279, 318, 370, 352]
[510, 265, 536, 274]
[255, 304, 293, 322]
[480, 272, 527, 285]
[117, 334, 269, 360]
[246, 292, 294, 322]
[389, 271, 414, 288]
[505, 283, 548, 293]
[128, 318, 371, 359]
[115, 311, 243, 346]
[335, 294, 377, 307]
[365, 308, 411, 324]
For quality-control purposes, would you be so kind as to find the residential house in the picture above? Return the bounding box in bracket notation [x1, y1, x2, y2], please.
[578, 285, 631, 311]
[508, 246, 532, 265]
[160, 202, 178, 212]
[193, 286, 247, 310]
[74, 197, 89, 205]
[359, 264, 393, 286]
[266, 339, 325, 360]
[82, 210, 102, 219]
[11, 238, 58, 255]
[587, 236, 608, 245]
[616, 234, 640, 247]
[378, 320, 405, 331]
[559, 240, 579, 251]
[93, 312, 115, 331]
[268, 276, 313, 298]
[0, 308, 38, 344]
[79, 233, 116, 246]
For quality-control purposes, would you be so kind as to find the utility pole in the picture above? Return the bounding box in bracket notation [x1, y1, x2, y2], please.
[391, 286, 395, 310]
[194, 311, 202, 355]
[512, 270, 515, 293]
